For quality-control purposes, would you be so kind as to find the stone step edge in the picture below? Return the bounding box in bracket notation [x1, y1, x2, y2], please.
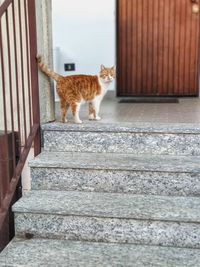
[1, 238, 200, 267]
[12, 190, 200, 223]
[28, 151, 200, 173]
[41, 121, 200, 134]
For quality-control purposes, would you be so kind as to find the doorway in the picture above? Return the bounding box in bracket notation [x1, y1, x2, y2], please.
[117, 0, 200, 97]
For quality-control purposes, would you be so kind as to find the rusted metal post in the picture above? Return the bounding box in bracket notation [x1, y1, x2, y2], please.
[27, 0, 41, 156]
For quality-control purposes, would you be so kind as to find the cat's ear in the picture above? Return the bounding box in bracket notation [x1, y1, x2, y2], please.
[111, 66, 115, 70]
[100, 64, 106, 71]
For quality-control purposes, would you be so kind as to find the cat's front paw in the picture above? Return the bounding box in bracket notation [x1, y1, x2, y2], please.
[61, 118, 68, 123]
[89, 114, 95, 120]
[95, 116, 101, 121]
[75, 119, 83, 124]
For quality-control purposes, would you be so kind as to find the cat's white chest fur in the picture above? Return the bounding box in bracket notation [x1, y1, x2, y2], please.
[75, 72, 114, 123]
[86, 76, 112, 122]
[98, 76, 111, 97]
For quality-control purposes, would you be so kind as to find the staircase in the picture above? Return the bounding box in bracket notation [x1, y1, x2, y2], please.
[1, 121, 200, 266]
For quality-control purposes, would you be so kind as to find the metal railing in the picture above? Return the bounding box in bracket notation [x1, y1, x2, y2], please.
[0, 0, 40, 232]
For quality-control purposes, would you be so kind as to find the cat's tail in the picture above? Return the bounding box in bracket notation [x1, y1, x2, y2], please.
[36, 55, 60, 81]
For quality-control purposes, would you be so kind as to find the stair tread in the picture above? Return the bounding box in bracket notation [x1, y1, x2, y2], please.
[42, 121, 200, 134]
[29, 151, 200, 172]
[12, 190, 200, 223]
[1, 238, 200, 267]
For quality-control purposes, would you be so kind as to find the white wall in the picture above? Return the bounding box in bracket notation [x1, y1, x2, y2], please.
[52, 0, 116, 94]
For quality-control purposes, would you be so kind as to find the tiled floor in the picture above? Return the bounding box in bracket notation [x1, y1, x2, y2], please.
[55, 94, 200, 124]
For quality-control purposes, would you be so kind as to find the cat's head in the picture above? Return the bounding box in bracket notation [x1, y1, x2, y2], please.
[99, 65, 115, 83]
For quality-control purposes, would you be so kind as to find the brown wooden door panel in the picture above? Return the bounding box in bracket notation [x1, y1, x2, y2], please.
[117, 0, 200, 96]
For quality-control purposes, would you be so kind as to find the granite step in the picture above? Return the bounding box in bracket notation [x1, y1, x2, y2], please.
[13, 190, 200, 249]
[1, 238, 200, 267]
[42, 122, 200, 155]
[30, 151, 200, 196]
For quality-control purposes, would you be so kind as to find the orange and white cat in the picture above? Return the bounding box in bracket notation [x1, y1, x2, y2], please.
[37, 56, 115, 124]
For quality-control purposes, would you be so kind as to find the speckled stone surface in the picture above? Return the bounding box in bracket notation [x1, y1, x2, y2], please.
[12, 190, 200, 222]
[1, 238, 200, 267]
[42, 122, 200, 155]
[13, 190, 200, 248]
[5, 121, 200, 260]
[30, 151, 200, 196]
[31, 167, 200, 197]
[15, 212, 200, 249]
[43, 130, 200, 155]
[42, 121, 200, 134]
[29, 151, 200, 172]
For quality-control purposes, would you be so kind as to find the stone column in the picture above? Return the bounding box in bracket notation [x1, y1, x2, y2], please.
[35, 0, 55, 123]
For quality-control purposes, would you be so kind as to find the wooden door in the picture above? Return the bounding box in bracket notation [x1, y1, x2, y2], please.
[117, 0, 200, 97]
